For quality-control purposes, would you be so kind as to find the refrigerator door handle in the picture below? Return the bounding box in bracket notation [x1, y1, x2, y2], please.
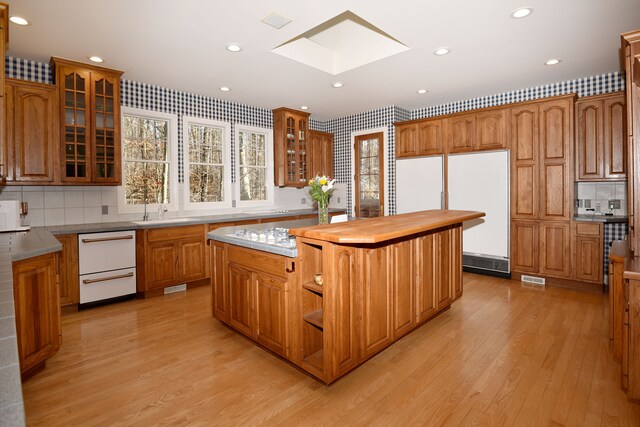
[440, 191, 445, 209]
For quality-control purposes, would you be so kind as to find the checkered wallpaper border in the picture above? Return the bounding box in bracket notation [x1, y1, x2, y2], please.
[412, 72, 625, 120]
[604, 223, 629, 279]
[5, 55, 627, 214]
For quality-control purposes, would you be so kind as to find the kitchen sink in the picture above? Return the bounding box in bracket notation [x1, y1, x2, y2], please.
[132, 218, 193, 225]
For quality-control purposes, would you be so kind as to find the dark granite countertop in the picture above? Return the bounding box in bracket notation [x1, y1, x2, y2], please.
[573, 214, 629, 223]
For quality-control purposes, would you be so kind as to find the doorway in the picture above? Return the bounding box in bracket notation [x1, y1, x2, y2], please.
[353, 132, 384, 218]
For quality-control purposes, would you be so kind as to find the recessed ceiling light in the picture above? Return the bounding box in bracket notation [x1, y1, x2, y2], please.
[545, 59, 561, 66]
[511, 7, 533, 19]
[332, 82, 344, 88]
[220, 86, 231, 92]
[89, 56, 104, 63]
[434, 47, 450, 56]
[300, 106, 309, 110]
[226, 43, 242, 52]
[417, 89, 428, 94]
[9, 16, 29, 26]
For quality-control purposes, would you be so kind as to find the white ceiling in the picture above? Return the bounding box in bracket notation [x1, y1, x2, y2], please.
[6, 0, 640, 121]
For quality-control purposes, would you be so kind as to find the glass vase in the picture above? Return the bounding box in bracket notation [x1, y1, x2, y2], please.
[318, 199, 329, 224]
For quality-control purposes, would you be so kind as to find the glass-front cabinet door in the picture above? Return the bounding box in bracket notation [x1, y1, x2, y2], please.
[91, 72, 120, 183]
[61, 67, 91, 182]
[273, 108, 310, 187]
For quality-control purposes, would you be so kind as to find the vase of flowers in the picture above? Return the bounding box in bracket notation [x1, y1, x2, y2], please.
[308, 175, 335, 224]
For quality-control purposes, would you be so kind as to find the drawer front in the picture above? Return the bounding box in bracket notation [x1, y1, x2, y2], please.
[79, 267, 136, 304]
[78, 230, 136, 274]
[575, 222, 602, 236]
[227, 245, 287, 278]
[147, 224, 205, 242]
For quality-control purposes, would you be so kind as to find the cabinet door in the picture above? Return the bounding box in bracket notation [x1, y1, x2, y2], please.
[476, 109, 507, 150]
[322, 132, 334, 178]
[417, 119, 443, 155]
[228, 263, 254, 337]
[445, 114, 476, 153]
[604, 95, 627, 179]
[395, 123, 417, 158]
[511, 220, 539, 273]
[391, 239, 414, 339]
[146, 241, 179, 289]
[574, 235, 601, 283]
[55, 234, 79, 306]
[539, 99, 573, 221]
[59, 66, 92, 182]
[211, 241, 229, 322]
[308, 130, 323, 178]
[510, 105, 539, 219]
[9, 80, 58, 183]
[13, 253, 61, 377]
[539, 222, 571, 278]
[179, 237, 207, 282]
[360, 246, 392, 358]
[576, 100, 604, 180]
[435, 231, 452, 310]
[255, 272, 288, 356]
[449, 226, 463, 300]
[416, 234, 437, 323]
[91, 72, 121, 184]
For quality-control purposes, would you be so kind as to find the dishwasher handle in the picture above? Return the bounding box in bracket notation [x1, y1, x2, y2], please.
[81, 235, 134, 244]
[82, 272, 134, 285]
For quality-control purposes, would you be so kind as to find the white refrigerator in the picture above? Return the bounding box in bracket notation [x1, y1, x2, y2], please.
[448, 150, 510, 273]
[396, 156, 444, 213]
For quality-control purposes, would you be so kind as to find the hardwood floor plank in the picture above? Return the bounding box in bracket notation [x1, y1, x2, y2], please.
[21, 274, 640, 426]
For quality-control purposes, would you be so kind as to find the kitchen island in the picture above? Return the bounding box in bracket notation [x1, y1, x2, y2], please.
[208, 209, 484, 384]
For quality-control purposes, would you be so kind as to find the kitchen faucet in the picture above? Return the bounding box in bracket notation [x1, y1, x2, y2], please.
[142, 186, 149, 221]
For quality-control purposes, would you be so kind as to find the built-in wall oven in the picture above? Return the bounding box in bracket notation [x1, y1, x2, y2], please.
[78, 230, 136, 308]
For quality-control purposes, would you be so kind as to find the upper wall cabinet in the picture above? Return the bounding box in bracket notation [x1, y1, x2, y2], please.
[575, 92, 626, 181]
[3, 79, 58, 183]
[309, 129, 334, 178]
[444, 114, 476, 153]
[51, 57, 124, 185]
[396, 119, 444, 158]
[476, 109, 508, 151]
[0, 3, 8, 184]
[273, 108, 310, 187]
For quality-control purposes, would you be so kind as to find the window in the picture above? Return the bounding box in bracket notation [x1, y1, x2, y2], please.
[235, 125, 273, 207]
[183, 117, 231, 210]
[118, 107, 178, 213]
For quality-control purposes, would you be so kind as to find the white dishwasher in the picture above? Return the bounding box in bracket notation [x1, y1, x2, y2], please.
[78, 230, 136, 307]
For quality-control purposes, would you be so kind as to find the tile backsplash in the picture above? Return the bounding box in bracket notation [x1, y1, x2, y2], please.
[0, 184, 349, 227]
[575, 182, 627, 215]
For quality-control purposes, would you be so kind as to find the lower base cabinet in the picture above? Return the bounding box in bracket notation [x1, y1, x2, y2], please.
[12, 252, 61, 379]
[55, 234, 79, 306]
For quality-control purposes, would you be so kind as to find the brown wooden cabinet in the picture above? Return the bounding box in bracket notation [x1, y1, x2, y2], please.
[445, 114, 476, 153]
[575, 92, 626, 181]
[309, 129, 334, 178]
[51, 57, 124, 185]
[573, 222, 602, 284]
[0, 3, 7, 184]
[395, 119, 444, 158]
[3, 79, 58, 183]
[273, 107, 310, 187]
[476, 109, 508, 151]
[218, 244, 294, 357]
[622, 30, 640, 254]
[12, 252, 61, 379]
[136, 224, 209, 294]
[510, 95, 575, 282]
[55, 234, 79, 306]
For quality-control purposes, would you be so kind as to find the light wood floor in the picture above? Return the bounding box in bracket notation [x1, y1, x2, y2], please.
[23, 274, 640, 426]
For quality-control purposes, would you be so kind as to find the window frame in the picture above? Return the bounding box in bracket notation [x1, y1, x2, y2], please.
[234, 124, 274, 208]
[117, 107, 179, 214]
[182, 116, 232, 210]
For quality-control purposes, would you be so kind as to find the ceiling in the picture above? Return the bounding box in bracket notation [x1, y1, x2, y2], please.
[6, 0, 640, 121]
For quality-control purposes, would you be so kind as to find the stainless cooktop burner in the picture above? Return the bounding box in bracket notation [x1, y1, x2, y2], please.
[229, 227, 296, 248]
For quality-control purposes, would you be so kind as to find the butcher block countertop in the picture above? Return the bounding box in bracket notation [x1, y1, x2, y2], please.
[289, 210, 485, 244]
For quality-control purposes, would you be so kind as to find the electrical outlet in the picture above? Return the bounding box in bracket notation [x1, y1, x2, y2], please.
[575, 199, 582, 208]
[337, 197, 341, 203]
[609, 199, 621, 209]
[101, 205, 108, 215]
[584, 199, 591, 208]
[232, 200, 236, 207]
[301, 198, 306, 205]
[596, 202, 601, 212]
